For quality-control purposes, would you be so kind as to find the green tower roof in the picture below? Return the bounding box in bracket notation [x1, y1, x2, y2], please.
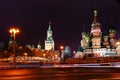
[108, 25, 116, 33]
[48, 22, 52, 31]
[82, 32, 86, 35]
[109, 29, 116, 33]
[104, 35, 109, 38]
[85, 34, 90, 40]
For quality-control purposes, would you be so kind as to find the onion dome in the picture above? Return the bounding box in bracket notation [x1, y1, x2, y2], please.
[91, 25, 101, 33]
[103, 33, 109, 38]
[48, 22, 52, 31]
[104, 35, 109, 38]
[91, 10, 101, 33]
[109, 25, 116, 39]
[109, 26, 116, 33]
[82, 32, 86, 35]
[85, 34, 90, 40]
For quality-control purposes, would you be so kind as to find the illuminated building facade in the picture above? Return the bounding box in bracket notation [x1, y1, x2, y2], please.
[79, 10, 117, 57]
[37, 41, 41, 50]
[45, 22, 55, 51]
[91, 10, 102, 49]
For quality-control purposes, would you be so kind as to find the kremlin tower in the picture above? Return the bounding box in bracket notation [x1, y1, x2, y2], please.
[45, 22, 55, 51]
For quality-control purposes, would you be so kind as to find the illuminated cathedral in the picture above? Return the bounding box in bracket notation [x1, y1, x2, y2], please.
[78, 10, 118, 57]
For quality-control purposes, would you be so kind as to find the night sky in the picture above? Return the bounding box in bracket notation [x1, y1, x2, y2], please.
[0, 0, 120, 51]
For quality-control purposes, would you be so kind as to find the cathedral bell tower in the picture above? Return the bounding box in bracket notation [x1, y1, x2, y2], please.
[45, 22, 55, 51]
[91, 10, 102, 48]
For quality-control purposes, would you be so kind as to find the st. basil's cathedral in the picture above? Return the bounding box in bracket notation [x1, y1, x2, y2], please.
[77, 10, 120, 57]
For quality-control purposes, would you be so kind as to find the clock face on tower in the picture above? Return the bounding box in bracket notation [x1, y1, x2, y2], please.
[48, 31, 52, 34]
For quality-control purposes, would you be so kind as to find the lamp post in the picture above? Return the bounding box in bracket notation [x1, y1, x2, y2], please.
[60, 46, 64, 60]
[9, 27, 19, 68]
[24, 53, 28, 61]
[43, 53, 46, 58]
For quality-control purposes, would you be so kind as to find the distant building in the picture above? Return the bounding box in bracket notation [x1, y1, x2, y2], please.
[77, 10, 117, 57]
[26, 44, 32, 49]
[45, 22, 55, 51]
[37, 41, 41, 50]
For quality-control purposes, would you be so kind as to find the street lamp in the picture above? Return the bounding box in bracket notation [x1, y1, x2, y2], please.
[9, 27, 20, 68]
[60, 46, 64, 49]
[60, 46, 64, 59]
[24, 53, 28, 61]
[55, 54, 58, 60]
[43, 53, 46, 58]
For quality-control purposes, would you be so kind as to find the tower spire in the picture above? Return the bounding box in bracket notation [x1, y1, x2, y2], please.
[45, 22, 55, 51]
[48, 22, 51, 31]
[93, 10, 98, 23]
